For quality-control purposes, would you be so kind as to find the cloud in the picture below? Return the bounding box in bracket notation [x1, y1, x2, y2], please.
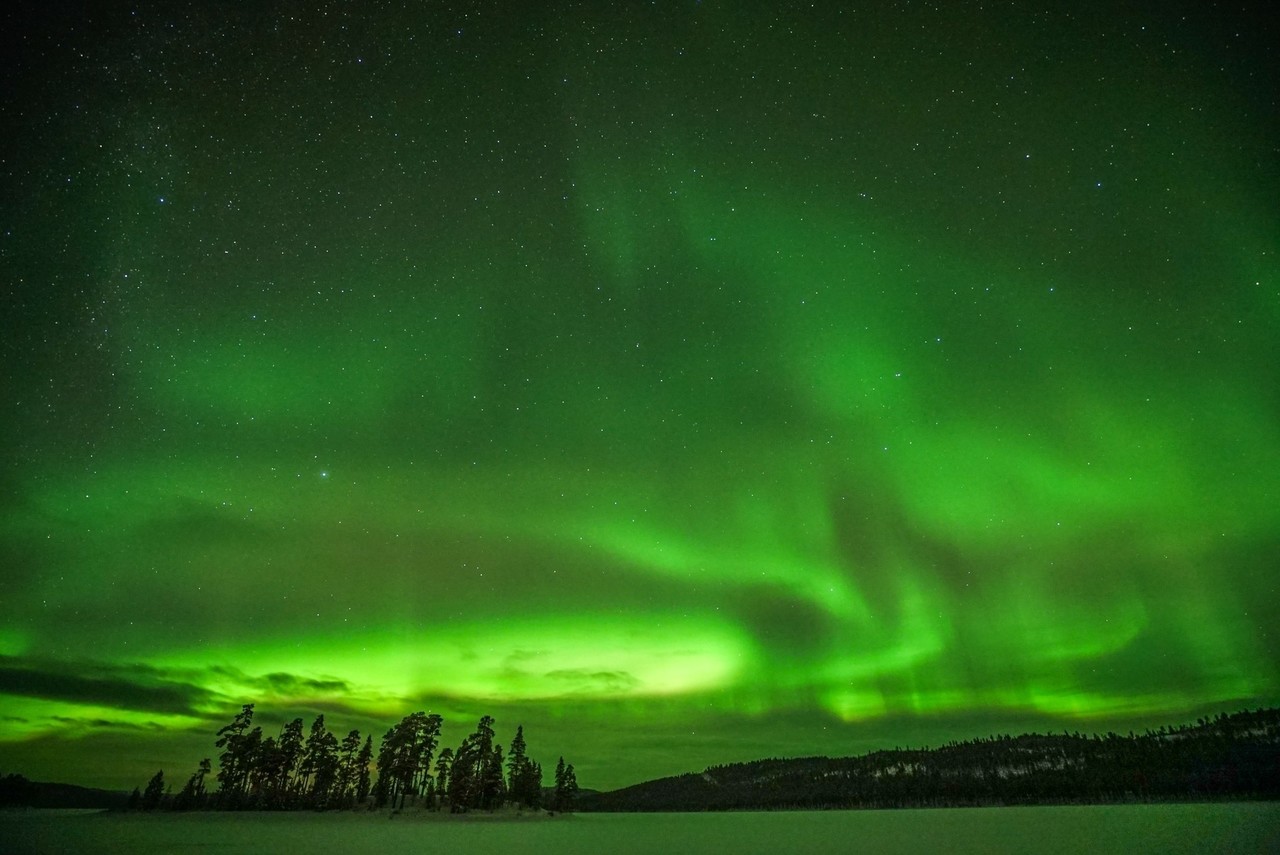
[257, 672, 353, 695]
[49, 715, 160, 731]
[0, 655, 214, 716]
[543, 669, 642, 695]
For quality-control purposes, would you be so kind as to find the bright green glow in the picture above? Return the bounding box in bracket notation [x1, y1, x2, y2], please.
[2, 3, 1277, 792]
[156, 616, 754, 704]
[0, 629, 27, 657]
[133, 303, 488, 428]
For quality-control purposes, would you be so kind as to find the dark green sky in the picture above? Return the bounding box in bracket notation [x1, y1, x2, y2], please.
[2, 1, 1277, 792]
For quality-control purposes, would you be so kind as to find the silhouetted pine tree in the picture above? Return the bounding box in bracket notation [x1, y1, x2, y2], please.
[447, 737, 477, 811]
[528, 761, 544, 809]
[482, 744, 506, 809]
[507, 726, 527, 788]
[433, 747, 453, 810]
[175, 758, 211, 810]
[553, 757, 566, 811]
[214, 704, 255, 807]
[355, 736, 373, 806]
[300, 716, 339, 808]
[553, 757, 578, 812]
[248, 735, 280, 806]
[443, 715, 502, 812]
[413, 713, 442, 804]
[236, 728, 264, 806]
[505, 725, 543, 808]
[372, 730, 394, 808]
[373, 712, 442, 809]
[333, 729, 364, 808]
[563, 763, 579, 807]
[275, 718, 305, 806]
[142, 770, 166, 810]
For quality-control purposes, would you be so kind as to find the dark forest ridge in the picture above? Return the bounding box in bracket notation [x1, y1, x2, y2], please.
[0, 774, 129, 810]
[4, 707, 1278, 813]
[580, 708, 1280, 812]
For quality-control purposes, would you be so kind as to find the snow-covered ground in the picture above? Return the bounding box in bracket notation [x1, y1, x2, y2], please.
[3, 803, 1278, 855]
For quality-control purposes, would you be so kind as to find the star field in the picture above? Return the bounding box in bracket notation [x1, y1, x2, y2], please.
[1, 1, 1277, 791]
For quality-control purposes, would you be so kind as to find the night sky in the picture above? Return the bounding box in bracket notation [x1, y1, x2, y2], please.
[2, 2, 1277, 793]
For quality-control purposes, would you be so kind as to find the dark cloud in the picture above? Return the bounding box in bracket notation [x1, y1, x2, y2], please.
[543, 669, 642, 694]
[258, 672, 352, 695]
[0, 655, 214, 716]
[49, 715, 152, 731]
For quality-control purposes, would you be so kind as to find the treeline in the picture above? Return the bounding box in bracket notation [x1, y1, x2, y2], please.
[128, 704, 579, 814]
[580, 707, 1280, 812]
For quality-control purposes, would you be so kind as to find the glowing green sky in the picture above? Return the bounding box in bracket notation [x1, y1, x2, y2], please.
[2, 2, 1277, 792]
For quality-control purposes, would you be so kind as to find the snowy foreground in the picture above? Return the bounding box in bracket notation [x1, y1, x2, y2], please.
[3, 802, 1278, 855]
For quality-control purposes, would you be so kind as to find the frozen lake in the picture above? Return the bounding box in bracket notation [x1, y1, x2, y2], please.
[4, 803, 1278, 854]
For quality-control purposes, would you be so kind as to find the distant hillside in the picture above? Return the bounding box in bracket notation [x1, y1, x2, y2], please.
[579, 708, 1280, 812]
[0, 773, 130, 810]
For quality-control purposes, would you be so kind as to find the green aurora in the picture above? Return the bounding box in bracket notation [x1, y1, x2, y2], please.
[2, 2, 1277, 792]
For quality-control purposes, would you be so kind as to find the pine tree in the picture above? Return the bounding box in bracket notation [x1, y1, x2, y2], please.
[374, 712, 443, 809]
[447, 737, 476, 812]
[529, 761, 543, 809]
[196, 758, 211, 800]
[505, 725, 542, 808]
[300, 716, 339, 808]
[563, 763, 579, 808]
[142, 770, 166, 810]
[312, 729, 340, 807]
[237, 728, 264, 806]
[507, 725, 527, 792]
[553, 756, 566, 811]
[176, 758, 211, 810]
[248, 735, 280, 806]
[275, 718, 305, 805]
[474, 718, 494, 769]
[373, 726, 395, 807]
[433, 747, 454, 810]
[355, 736, 374, 806]
[553, 757, 578, 812]
[413, 714, 443, 798]
[334, 729, 363, 808]
[448, 716, 499, 811]
[481, 744, 505, 809]
[214, 704, 256, 806]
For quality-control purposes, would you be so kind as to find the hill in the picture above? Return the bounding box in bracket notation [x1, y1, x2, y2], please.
[579, 708, 1280, 811]
[0, 773, 130, 810]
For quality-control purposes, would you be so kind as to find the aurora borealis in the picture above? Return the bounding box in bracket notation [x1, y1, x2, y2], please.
[2, 1, 1277, 793]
